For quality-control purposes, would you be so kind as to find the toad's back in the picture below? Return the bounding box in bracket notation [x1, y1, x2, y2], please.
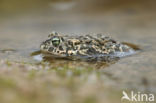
[40, 32, 136, 61]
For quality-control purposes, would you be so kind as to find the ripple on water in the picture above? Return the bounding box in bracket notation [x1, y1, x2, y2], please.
[0, 49, 17, 53]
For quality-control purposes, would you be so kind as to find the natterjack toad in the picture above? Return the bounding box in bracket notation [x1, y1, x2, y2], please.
[40, 31, 136, 61]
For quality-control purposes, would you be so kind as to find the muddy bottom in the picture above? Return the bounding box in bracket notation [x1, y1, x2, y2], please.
[0, 0, 156, 103]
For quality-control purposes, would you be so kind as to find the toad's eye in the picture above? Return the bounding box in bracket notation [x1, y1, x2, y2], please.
[52, 37, 60, 47]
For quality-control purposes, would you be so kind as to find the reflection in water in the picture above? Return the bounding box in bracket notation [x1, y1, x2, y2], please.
[31, 50, 113, 69]
[33, 54, 43, 61]
[42, 57, 112, 69]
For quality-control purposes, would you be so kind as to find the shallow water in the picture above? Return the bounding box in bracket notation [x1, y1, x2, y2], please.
[0, 0, 156, 103]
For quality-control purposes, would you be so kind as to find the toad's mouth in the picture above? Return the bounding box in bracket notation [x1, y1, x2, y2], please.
[41, 50, 67, 58]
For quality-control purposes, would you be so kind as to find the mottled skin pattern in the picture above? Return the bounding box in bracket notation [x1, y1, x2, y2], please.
[40, 32, 134, 61]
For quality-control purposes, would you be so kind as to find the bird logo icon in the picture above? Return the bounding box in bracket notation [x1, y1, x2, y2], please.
[121, 91, 131, 101]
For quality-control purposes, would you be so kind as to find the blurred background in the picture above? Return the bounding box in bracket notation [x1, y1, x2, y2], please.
[0, 0, 156, 103]
[0, 0, 156, 61]
[0, 0, 156, 57]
